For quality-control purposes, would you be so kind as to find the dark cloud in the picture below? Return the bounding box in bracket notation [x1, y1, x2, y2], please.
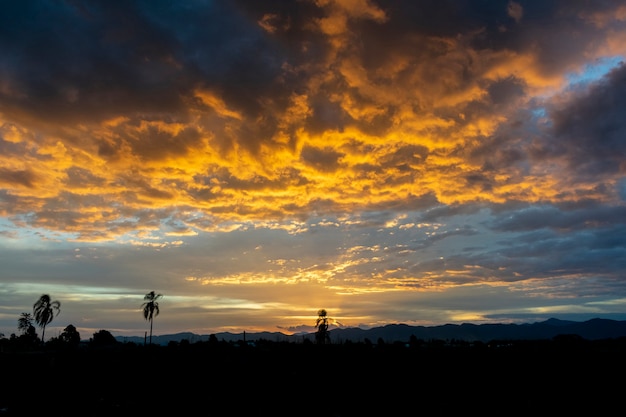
[418, 203, 487, 222]
[487, 76, 526, 105]
[0, 168, 38, 188]
[410, 224, 478, 249]
[495, 227, 626, 279]
[300, 145, 344, 172]
[0, 0, 292, 129]
[463, 171, 494, 192]
[548, 63, 626, 177]
[0, 1, 186, 122]
[619, 179, 626, 201]
[490, 203, 626, 232]
[368, 0, 511, 39]
[352, 0, 615, 88]
[132, 125, 203, 161]
[64, 167, 106, 189]
[2, 0, 626, 336]
[305, 92, 350, 135]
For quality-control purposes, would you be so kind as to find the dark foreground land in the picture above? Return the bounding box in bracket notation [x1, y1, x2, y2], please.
[2, 337, 625, 416]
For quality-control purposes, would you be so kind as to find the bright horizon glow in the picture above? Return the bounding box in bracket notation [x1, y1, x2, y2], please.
[2, 1, 626, 340]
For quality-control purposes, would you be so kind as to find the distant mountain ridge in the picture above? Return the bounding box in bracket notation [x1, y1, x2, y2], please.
[114, 318, 626, 346]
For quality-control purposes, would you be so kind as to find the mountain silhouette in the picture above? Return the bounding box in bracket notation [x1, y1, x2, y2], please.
[114, 317, 626, 345]
[5, 317, 625, 416]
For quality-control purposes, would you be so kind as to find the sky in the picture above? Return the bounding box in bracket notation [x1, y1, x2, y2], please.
[2, 0, 626, 340]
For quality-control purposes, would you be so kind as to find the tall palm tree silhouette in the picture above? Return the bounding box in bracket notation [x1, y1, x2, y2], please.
[315, 308, 331, 345]
[33, 294, 61, 345]
[142, 291, 163, 345]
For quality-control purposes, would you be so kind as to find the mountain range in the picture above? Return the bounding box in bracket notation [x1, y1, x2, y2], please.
[114, 317, 626, 346]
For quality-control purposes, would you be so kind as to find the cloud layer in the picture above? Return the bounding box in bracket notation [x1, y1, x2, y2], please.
[1, 0, 626, 338]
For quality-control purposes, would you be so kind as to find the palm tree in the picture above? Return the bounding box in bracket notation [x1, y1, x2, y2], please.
[141, 291, 163, 345]
[315, 308, 331, 345]
[33, 294, 61, 345]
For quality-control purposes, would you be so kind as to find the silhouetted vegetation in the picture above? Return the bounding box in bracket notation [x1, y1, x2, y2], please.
[1, 332, 625, 416]
[32, 294, 61, 345]
[315, 308, 331, 344]
[59, 324, 81, 346]
[16, 313, 33, 335]
[141, 290, 162, 345]
[90, 329, 118, 348]
[3, 297, 626, 416]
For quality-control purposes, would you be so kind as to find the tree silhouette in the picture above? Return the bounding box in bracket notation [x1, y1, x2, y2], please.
[315, 308, 331, 345]
[17, 312, 34, 335]
[142, 291, 163, 345]
[60, 324, 81, 347]
[33, 294, 61, 345]
[90, 329, 117, 347]
[16, 312, 38, 348]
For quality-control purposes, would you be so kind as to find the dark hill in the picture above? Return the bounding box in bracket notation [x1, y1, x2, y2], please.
[4, 319, 626, 416]
[114, 317, 626, 345]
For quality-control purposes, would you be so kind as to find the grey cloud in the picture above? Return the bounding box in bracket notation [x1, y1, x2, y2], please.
[2, 0, 622, 160]
[410, 225, 478, 248]
[1, 1, 186, 123]
[353, 1, 616, 83]
[463, 172, 494, 192]
[487, 76, 527, 105]
[0, 0, 290, 127]
[195, 166, 308, 193]
[305, 95, 350, 135]
[490, 203, 626, 232]
[64, 167, 106, 189]
[0, 230, 18, 240]
[380, 144, 429, 170]
[548, 63, 626, 177]
[495, 228, 626, 280]
[418, 203, 486, 222]
[619, 178, 626, 201]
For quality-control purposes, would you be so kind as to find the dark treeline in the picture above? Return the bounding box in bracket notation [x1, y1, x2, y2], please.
[2, 335, 626, 416]
[4, 297, 626, 415]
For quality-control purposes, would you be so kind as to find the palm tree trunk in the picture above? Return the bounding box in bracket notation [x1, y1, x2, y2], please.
[149, 318, 153, 344]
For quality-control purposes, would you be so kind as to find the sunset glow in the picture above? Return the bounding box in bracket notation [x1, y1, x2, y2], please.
[1, 0, 626, 340]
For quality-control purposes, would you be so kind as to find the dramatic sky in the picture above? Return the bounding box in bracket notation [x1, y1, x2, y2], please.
[2, 0, 626, 340]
